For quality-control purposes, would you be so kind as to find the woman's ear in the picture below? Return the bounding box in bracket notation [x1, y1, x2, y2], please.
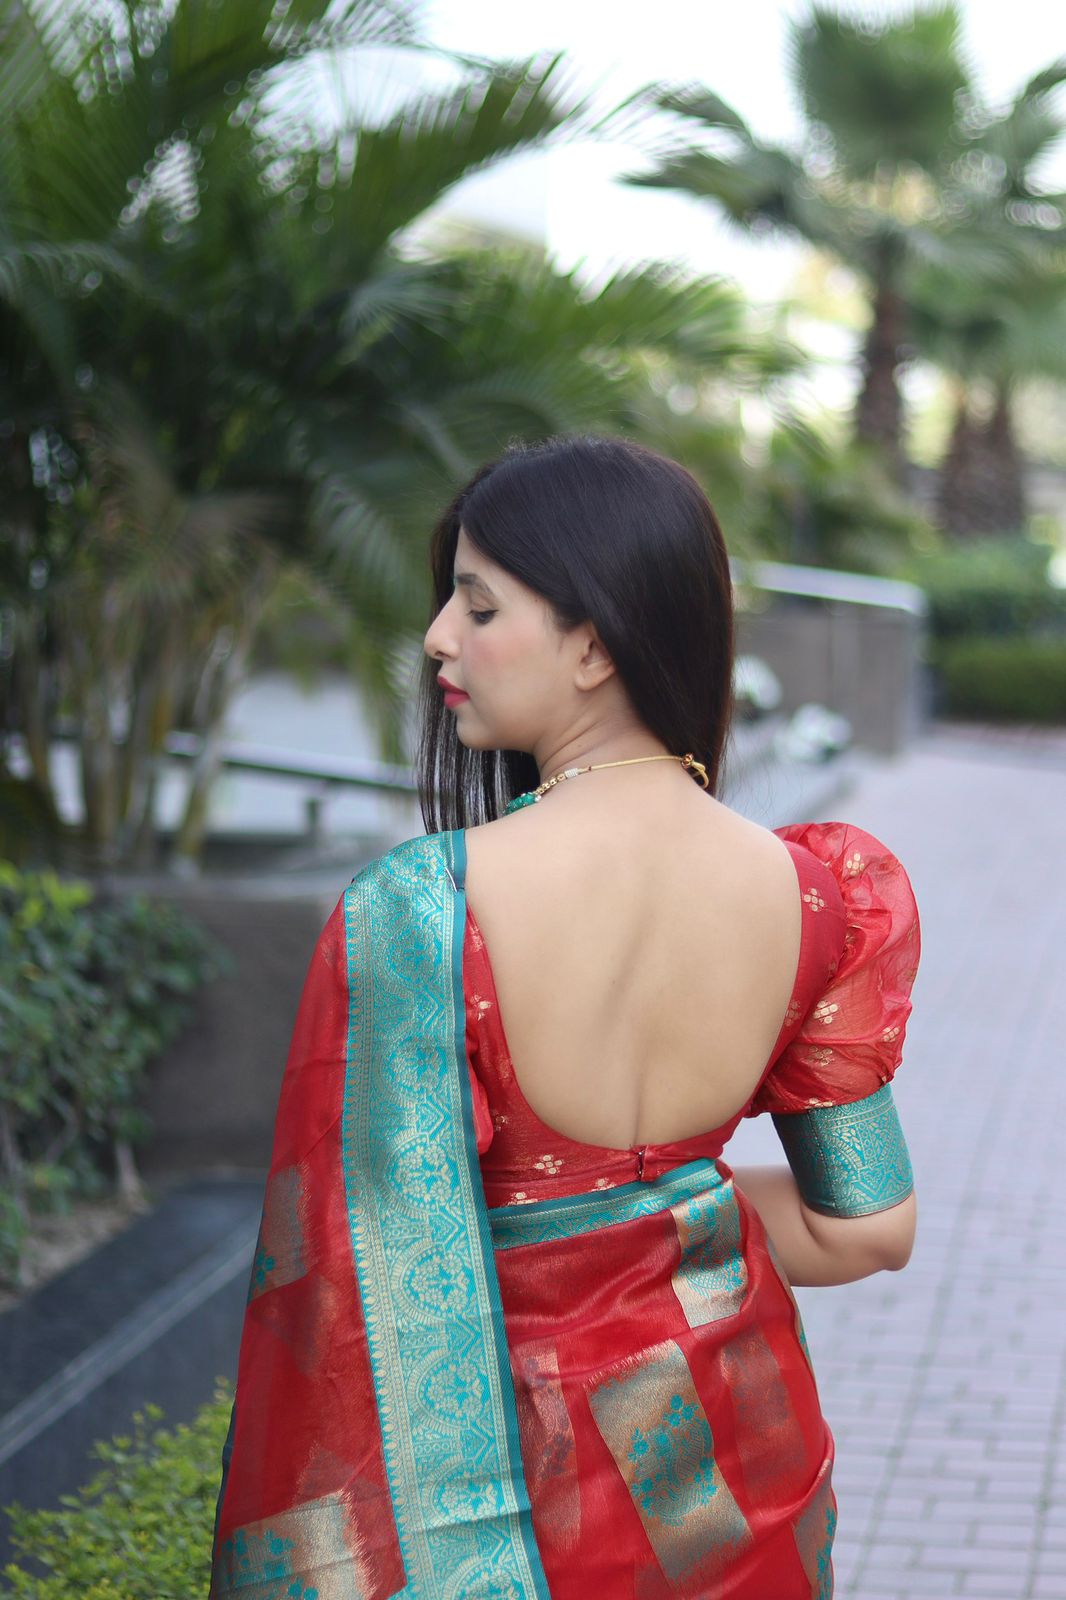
[575, 625, 616, 690]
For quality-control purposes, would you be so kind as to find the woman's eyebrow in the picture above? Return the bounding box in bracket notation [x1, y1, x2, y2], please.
[453, 570, 498, 600]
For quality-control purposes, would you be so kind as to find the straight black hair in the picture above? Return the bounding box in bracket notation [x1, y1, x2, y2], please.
[415, 433, 735, 834]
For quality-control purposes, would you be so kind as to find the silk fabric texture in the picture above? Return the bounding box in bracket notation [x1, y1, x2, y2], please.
[210, 820, 920, 1599]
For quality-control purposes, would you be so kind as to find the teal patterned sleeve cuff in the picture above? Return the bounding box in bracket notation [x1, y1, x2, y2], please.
[771, 1084, 914, 1218]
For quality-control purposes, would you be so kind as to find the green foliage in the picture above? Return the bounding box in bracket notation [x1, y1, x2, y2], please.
[791, 3, 969, 179]
[625, 0, 1066, 486]
[1, 0, 799, 866]
[932, 635, 1066, 723]
[0, 1387, 233, 1599]
[897, 536, 1066, 639]
[751, 417, 936, 570]
[0, 864, 229, 1286]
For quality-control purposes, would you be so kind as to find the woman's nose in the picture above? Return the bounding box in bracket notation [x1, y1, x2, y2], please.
[424, 605, 455, 661]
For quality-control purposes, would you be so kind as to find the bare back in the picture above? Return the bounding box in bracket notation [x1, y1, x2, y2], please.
[463, 789, 803, 1149]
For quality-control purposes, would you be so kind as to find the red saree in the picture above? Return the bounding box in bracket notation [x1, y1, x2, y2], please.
[210, 820, 920, 1599]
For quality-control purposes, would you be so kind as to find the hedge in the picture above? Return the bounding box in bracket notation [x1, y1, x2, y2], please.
[0, 1388, 232, 1598]
[898, 536, 1066, 642]
[932, 635, 1066, 723]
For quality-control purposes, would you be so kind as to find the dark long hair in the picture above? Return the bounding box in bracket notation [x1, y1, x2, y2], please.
[415, 433, 734, 834]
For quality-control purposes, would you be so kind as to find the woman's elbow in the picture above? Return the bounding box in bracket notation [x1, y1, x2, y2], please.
[871, 1189, 918, 1272]
[802, 1187, 918, 1277]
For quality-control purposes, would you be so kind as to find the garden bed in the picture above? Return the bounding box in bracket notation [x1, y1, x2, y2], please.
[0, 1192, 151, 1316]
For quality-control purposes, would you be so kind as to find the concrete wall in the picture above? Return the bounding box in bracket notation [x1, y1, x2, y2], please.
[137, 886, 339, 1177]
[736, 594, 929, 756]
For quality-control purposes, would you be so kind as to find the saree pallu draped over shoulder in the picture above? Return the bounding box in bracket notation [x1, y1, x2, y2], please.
[210, 832, 838, 1600]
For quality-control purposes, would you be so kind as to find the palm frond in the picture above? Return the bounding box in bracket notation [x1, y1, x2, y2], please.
[1018, 57, 1066, 103]
[626, 80, 753, 139]
[787, 2, 969, 177]
[312, 53, 585, 269]
[0, 0, 80, 126]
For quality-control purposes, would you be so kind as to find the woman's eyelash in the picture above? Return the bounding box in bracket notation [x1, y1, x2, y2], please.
[469, 609, 496, 624]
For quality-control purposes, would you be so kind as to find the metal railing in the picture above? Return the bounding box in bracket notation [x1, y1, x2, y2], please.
[32, 561, 924, 843]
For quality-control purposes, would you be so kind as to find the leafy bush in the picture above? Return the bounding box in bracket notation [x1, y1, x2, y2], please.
[898, 536, 1066, 641]
[932, 636, 1066, 722]
[751, 419, 936, 574]
[0, 865, 229, 1288]
[0, 1387, 232, 1598]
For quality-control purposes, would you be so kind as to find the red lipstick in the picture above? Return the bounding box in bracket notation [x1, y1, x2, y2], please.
[437, 674, 470, 706]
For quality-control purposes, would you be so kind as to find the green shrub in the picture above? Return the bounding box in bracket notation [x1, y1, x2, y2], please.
[0, 1387, 232, 1598]
[898, 536, 1066, 641]
[933, 636, 1066, 722]
[0, 865, 230, 1288]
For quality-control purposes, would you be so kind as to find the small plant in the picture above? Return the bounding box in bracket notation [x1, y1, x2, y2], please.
[0, 1386, 234, 1598]
[0, 864, 230, 1289]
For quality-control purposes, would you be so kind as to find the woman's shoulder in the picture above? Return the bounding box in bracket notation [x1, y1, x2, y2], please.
[346, 829, 459, 898]
[772, 819, 915, 896]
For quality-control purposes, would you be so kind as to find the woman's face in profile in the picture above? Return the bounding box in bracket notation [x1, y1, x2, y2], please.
[423, 525, 580, 755]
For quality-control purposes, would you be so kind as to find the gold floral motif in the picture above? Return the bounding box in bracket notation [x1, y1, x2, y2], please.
[803, 1046, 833, 1069]
[802, 887, 825, 913]
[468, 987, 494, 1022]
[813, 999, 839, 1026]
[805, 1097, 834, 1108]
[533, 1153, 564, 1176]
[881, 1025, 900, 1043]
[784, 998, 801, 1026]
[508, 1191, 535, 1206]
[588, 1339, 751, 1582]
[594, 1176, 619, 1190]
[670, 1186, 748, 1331]
[213, 1491, 373, 1598]
[491, 1111, 510, 1129]
[844, 852, 865, 876]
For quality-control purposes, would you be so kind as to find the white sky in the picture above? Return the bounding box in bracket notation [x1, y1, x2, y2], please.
[415, 0, 1066, 308]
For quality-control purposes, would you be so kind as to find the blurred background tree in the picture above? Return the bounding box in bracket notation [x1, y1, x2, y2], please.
[2, 0, 1064, 874]
[0, 0, 800, 871]
[624, 2, 1066, 499]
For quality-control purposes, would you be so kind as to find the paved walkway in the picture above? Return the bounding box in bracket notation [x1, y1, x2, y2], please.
[730, 722, 1066, 1599]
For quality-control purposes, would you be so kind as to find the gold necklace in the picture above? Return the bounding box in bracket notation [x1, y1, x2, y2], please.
[503, 752, 708, 814]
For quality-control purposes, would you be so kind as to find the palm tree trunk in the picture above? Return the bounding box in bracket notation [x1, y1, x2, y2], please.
[171, 573, 273, 872]
[121, 625, 181, 870]
[935, 388, 984, 536]
[9, 617, 62, 831]
[854, 262, 908, 486]
[979, 381, 1026, 533]
[936, 382, 1027, 537]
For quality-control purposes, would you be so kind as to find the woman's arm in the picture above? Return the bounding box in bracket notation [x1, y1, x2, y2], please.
[731, 1163, 917, 1288]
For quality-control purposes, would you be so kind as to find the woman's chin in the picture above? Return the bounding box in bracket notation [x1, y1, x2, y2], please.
[454, 723, 507, 754]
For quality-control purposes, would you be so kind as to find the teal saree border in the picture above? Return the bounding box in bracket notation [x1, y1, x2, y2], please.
[490, 1158, 724, 1250]
[340, 829, 549, 1598]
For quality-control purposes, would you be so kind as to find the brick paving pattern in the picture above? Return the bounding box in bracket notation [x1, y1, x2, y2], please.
[730, 725, 1066, 1599]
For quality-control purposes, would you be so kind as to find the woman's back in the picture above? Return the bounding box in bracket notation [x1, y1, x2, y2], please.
[464, 782, 808, 1149]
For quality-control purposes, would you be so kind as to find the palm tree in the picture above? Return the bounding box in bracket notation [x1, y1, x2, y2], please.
[906, 62, 1066, 534]
[621, 3, 1064, 489]
[0, 0, 796, 869]
[908, 257, 1066, 535]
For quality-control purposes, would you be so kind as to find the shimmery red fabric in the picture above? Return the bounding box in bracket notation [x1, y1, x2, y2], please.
[210, 900, 406, 1599]
[465, 821, 921, 1596]
[211, 822, 920, 1599]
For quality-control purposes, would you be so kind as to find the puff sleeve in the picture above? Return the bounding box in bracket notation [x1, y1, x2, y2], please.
[749, 821, 921, 1117]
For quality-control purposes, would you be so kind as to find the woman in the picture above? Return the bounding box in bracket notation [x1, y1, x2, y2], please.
[209, 434, 920, 1599]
